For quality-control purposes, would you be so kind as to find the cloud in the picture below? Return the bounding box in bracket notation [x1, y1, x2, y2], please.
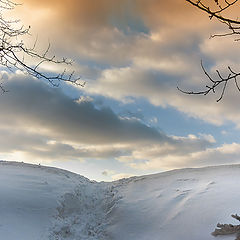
[117, 133, 216, 166]
[12, 0, 217, 66]
[13, 0, 240, 128]
[3, 0, 240, 175]
[0, 73, 215, 167]
[111, 173, 133, 181]
[119, 142, 240, 171]
[82, 62, 240, 127]
[86, 66, 180, 104]
[1, 75, 171, 145]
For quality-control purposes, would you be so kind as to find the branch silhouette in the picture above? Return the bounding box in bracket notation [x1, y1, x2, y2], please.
[0, 0, 84, 93]
[179, 0, 240, 101]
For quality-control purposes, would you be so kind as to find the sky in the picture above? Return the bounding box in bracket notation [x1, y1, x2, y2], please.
[1, 0, 240, 181]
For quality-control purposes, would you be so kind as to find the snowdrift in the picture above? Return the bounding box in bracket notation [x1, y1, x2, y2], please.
[0, 161, 240, 240]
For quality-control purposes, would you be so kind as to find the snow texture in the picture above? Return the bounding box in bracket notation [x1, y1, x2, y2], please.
[0, 161, 240, 240]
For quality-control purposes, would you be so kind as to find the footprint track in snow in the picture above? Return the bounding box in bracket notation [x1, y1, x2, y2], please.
[49, 183, 120, 240]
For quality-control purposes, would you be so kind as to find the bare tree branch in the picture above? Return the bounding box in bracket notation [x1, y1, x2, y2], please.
[178, 0, 240, 101]
[186, 0, 240, 26]
[177, 61, 240, 102]
[0, 0, 84, 93]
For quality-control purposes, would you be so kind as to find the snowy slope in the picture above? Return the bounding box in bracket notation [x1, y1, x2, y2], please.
[108, 165, 240, 240]
[1, 161, 240, 240]
[0, 161, 112, 240]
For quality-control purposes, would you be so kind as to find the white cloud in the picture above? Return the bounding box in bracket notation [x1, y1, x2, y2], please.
[111, 173, 133, 181]
[122, 143, 240, 171]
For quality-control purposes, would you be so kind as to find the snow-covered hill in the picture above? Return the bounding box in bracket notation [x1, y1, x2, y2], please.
[0, 161, 240, 240]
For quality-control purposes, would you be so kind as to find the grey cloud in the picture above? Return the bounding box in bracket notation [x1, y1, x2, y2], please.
[27, 142, 129, 161]
[0, 127, 130, 161]
[0, 128, 48, 152]
[0, 75, 169, 145]
[0, 74, 215, 165]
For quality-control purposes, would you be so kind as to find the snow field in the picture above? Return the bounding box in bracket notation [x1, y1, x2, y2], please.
[1, 162, 240, 240]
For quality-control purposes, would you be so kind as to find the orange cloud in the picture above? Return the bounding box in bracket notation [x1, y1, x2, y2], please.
[9, 1, 235, 70]
[21, 0, 133, 27]
[17, 0, 214, 35]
